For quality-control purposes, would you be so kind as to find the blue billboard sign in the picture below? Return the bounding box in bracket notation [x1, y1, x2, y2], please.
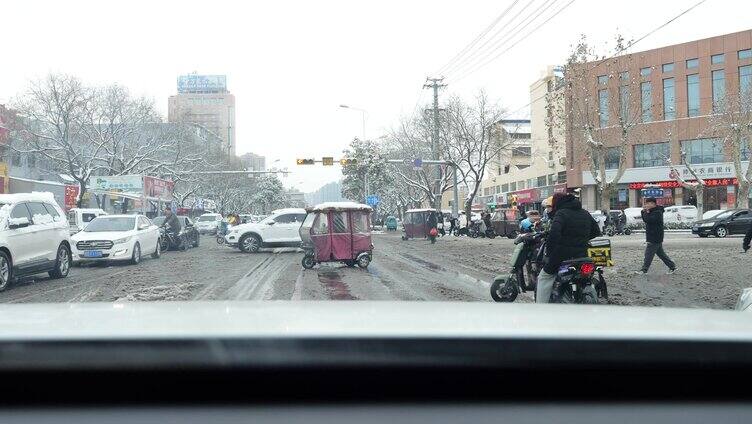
[177, 74, 227, 93]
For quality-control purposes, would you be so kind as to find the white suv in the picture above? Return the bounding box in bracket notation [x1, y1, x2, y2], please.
[0, 193, 72, 291]
[225, 208, 307, 253]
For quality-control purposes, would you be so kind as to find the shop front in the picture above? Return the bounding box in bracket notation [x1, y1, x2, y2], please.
[582, 162, 749, 212]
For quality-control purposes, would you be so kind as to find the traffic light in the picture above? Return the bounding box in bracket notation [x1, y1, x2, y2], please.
[296, 158, 315, 165]
[340, 158, 357, 165]
[510, 194, 518, 208]
[322, 157, 334, 166]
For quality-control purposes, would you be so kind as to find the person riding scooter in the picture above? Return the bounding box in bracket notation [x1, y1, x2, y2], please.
[160, 207, 185, 250]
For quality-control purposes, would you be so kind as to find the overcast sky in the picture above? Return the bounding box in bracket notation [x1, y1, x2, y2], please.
[1, 0, 750, 192]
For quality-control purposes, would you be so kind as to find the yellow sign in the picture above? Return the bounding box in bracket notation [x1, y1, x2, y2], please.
[296, 158, 315, 165]
[322, 157, 334, 166]
[587, 247, 613, 267]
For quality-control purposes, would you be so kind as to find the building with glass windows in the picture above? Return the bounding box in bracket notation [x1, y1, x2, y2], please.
[566, 29, 752, 212]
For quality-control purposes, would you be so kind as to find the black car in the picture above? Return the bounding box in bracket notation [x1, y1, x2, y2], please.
[691, 208, 752, 238]
[151, 215, 200, 248]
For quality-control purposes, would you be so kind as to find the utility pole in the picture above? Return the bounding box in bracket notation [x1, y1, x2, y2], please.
[423, 77, 446, 212]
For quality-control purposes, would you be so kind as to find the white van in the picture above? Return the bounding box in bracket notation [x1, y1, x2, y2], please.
[67, 208, 108, 235]
[664, 205, 698, 224]
[195, 213, 223, 234]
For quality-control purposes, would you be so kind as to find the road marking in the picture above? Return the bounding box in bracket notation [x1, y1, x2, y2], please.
[291, 271, 304, 300]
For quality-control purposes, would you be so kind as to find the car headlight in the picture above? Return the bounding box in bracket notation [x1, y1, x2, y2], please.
[113, 236, 132, 244]
[701, 223, 715, 228]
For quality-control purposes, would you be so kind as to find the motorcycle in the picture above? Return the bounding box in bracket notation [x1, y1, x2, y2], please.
[469, 221, 497, 239]
[159, 227, 187, 251]
[550, 258, 608, 304]
[604, 224, 632, 236]
[490, 231, 545, 302]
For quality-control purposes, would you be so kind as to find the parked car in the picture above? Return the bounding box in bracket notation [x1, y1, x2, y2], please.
[151, 215, 200, 248]
[623, 207, 644, 226]
[664, 205, 698, 224]
[195, 213, 223, 234]
[224, 208, 307, 253]
[71, 215, 161, 264]
[691, 209, 752, 238]
[67, 208, 107, 235]
[239, 214, 253, 224]
[0, 192, 72, 291]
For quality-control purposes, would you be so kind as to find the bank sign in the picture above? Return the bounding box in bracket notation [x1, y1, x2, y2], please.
[177, 74, 226, 93]
[582, 162, 747, 185]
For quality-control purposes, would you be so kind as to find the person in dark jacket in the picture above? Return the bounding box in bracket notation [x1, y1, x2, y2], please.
[637, 197, 676, 274]
[536, 193, 601, 303]
[743, 218, 752, 252]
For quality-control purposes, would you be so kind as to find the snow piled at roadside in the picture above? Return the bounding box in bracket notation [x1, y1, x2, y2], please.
[115, 282, 203, 302]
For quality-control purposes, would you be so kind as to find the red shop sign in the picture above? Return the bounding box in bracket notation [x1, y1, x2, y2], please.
[513, 188, 540, 204]
[629, 178, 738, 190]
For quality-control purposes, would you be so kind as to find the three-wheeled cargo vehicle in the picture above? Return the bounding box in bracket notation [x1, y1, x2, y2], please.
[385, 215, 398, 231]
[401, 208, 439, 242]
[300, 202, 373, 269]
[490, 208, 520, 239]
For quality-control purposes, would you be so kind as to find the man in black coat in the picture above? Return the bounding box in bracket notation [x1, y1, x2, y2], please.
[743, 218, 752, 253]
[637, 197, 676, 274]
[536, 193, 601, 303]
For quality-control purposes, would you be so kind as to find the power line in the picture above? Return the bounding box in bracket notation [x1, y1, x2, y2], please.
[450, 0, 576, 84]
[435, 0, 521, 76]
[445, 0, 560, 80]
[441, 0, 536, 77]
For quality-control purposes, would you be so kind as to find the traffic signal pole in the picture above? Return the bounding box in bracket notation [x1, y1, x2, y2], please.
[424, 77, 446, 213]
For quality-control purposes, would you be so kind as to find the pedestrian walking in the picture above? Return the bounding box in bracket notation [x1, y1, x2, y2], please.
[743, 217, 752, 253]
[636, 197, 676, 275]
[448, 215, 457, 235]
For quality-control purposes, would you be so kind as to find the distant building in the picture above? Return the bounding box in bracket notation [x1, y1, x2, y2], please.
[240, 152, 266, 171]
[305, 181, 349, 205]
[286, 188, 306, 208]
[168, 74, 236, 155]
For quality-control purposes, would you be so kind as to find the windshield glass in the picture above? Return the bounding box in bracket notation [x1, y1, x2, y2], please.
[2, 1, 752, 350]
[714, 210, 735, 219]
[84, 217, 135, 232]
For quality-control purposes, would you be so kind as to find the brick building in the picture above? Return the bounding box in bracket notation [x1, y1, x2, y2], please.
[565, 30, 752, 211]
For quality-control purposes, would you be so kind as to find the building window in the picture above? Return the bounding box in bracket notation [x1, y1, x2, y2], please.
[687, 74, 700, 117]
[711, 54, 725, 64]
[537, 176, 547, 187]
[640, 67, 651, 77]
[598, 89, 609, 127]
[742, 139, 750, 161]
[557, 171, 567, 184]
[502, 183, 509, 192]
[512, 146, 531, 157]
[605, 147, 620, 170]
[496, 185, 501, 194]
[548, 174, 556, 185]
[518, 180, 525, 190]
[663, 78, 675, 120]
[634, 143, 669, 168]
[739, 49, 752, 60]
[740, 65, 752, 98]
[682, 138, 724, 164]
[641, 81, 652, 122]
[712, 69, 725, 113]
[548, 151, 553, 161]
[685, 58, 698, 69]
[619, 85, 630, 122]
[597, 75, 608, 85]
[509, 182, 516, 191]
[662, 63, 674, 73]
[527, 178, 536, 189]
[619, 71, 629, 82]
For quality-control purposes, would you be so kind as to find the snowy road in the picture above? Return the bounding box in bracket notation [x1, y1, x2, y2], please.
[1, 232, 749, 309]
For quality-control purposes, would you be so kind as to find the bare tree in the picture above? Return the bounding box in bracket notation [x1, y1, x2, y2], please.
[387, 113, 453, 207]
[10, 74, 106, 206]
[552, 34, 648, 211]
[440, 91, 507, 218]
[708, 90, 752, 208]
[666, 151, 706, 216]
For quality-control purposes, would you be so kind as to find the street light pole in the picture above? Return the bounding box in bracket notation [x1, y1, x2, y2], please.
[339, 104, 369, 199]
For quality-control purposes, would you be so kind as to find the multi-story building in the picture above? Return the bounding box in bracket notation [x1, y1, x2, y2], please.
[305, 180, 348, 205]
[168, 74, 236, 155]
[566, 29, 752, 211]
[240, 152, 266, 172]
[468, 66, 568, 212]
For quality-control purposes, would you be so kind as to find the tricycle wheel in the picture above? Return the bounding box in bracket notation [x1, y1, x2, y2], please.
[301, 256, 315, 269]
[623, 228, 632, 235]
[401, 235, 407, 240]
[356, 254, 371, 269]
